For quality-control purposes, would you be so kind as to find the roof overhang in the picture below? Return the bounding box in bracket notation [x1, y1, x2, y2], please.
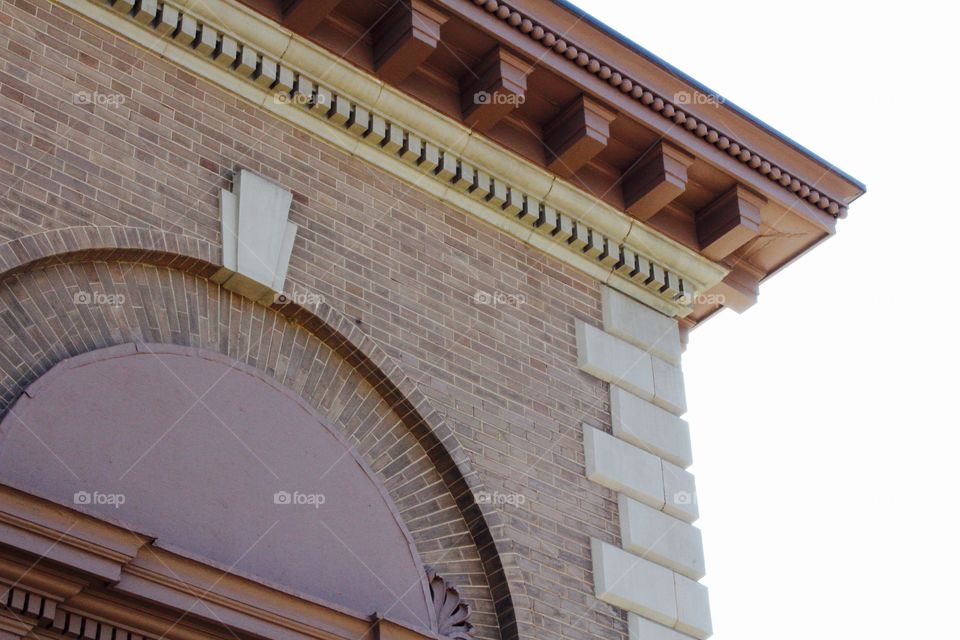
[63, 0, 864, 328]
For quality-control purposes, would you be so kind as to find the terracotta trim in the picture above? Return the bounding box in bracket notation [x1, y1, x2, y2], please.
[0, 228, 521, 640]
[462, 0, 849, 218]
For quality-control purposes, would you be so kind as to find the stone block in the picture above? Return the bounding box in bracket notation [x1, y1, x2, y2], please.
[592, 539, 677, 627]
[652, 356, 687, 415]
[674, 574, 712, 639]
[618, 495, 704, 580]
[662, 461, 698, 523]
[602, 286, 682, 364]
[218, 169, 297, 305]
[576, 321, 655, 401]
[583, 424, 663, 509]
[629, 614, 692, 640]
[610, 386, 692, 468]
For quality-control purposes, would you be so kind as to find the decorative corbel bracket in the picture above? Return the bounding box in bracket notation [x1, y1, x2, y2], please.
[696, 184, 765, 261]
[707, 265, 760, 313]
[544, 94, 616, 177]
[373, 0, 449, 84]
[460, 46, 532, 132]
[281, 0, 344, 33]
[213, 169, 298, 306]
[622, 141, 695, 221]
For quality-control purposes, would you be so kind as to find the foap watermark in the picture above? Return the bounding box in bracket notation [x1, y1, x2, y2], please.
[476, 491, 526, 506]
[274, 291, 326, 307]
[273, 92, 328, 107]
[473, 291, 526, 307]
[74, 290, 125, 306]
[672, 490, 696, 506]
[673, 91, 724, 107]
[678, 292, 726, 306]
[273, 490, 326, 508]
[73, 91, 126, 107]
[74, 490, 126, 508]
[473, 91, 525, 107]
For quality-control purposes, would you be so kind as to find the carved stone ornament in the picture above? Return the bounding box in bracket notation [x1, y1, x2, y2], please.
[426, 567, 474, 639]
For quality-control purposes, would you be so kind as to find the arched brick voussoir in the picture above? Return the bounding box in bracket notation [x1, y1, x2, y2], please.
[0, 226, 223, 281]
[0, 225, 523, 640]
[272, 296, 523, 638]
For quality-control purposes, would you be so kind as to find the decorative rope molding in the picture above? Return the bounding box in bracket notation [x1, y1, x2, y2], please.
[469, 0, 848, 218]
[66, 0, 726, 316]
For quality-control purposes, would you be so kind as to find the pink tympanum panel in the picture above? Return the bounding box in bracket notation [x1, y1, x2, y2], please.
[0, 344, 433, 631]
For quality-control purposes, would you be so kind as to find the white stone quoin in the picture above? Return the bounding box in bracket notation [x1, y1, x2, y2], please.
[630, 613, 692, 640]
[618, 494, 705, 580]
[592, 538, 678, 627]
[584, 424, 665, 509]
[651, 356, 687, 415]
[601, 287, 682, 365]
[610, 385, 693, 468]
[576, 320, 655, 400]
[662, 460, 699, 524]
[674, 573, 713, 639]
[579, 286, 713, 640]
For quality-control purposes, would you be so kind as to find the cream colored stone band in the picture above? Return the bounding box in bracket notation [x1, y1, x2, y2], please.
[61, 0, 729, 316]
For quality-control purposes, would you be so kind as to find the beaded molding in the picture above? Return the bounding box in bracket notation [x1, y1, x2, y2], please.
[83, 0, 705, 314]
[469, 0, 848, 218]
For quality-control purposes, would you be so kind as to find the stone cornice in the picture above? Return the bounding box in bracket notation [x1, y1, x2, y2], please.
[465, 0, 850, 218]
[58, 0, 729, 317]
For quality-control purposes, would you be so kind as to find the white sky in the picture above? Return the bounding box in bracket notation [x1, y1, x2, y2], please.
[565, 1, 960, 637]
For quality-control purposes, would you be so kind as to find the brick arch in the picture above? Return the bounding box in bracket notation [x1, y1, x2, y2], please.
[0, 226, 522, 640]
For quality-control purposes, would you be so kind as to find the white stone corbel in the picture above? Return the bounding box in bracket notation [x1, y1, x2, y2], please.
[213, 169, 298, 305]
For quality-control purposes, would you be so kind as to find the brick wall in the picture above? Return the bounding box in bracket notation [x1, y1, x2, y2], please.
[0, 0, 636, 637]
